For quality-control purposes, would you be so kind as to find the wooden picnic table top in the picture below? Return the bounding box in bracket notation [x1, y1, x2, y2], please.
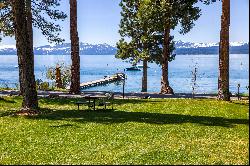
[83, 95, 107, 99]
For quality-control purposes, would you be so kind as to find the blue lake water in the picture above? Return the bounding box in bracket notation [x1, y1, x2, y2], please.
[0, 54, 249, 94]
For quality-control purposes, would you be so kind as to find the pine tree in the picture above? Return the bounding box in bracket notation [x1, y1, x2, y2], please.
[1, 0, 66, 111]
[69, 0, 80, 94]
[146, 0, 202, 94]
[12, 0, 38, 110]
[1, 0, 66, 96]
[1, 0, 67, 43]
[116, 0, 162, 92]
[218, 0, 230, 100]
[117, 0, 202, 94]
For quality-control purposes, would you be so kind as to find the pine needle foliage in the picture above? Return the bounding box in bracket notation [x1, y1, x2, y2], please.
[0, 0, 67, 43]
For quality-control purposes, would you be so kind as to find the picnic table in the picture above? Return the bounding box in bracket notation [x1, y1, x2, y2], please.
[76, 92, 114, 111]
[84, 95, 107, 111]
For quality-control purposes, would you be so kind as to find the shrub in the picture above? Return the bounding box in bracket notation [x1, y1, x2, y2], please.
[46, 63, 71, 89]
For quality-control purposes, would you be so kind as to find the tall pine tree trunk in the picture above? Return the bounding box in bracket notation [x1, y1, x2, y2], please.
[218, 0, 230, 101]
[70, 0, 80, 94]
[13, 0, 38, 110]
[160, 25, 174, 94]
[141, 59, 147, 92]
[17, 46, 24, 95]
[11, 1, 24, 96]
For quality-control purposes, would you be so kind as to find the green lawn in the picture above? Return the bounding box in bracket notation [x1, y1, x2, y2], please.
[0, 96, 249, 165]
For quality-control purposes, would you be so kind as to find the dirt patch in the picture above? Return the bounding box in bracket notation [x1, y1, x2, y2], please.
[15, 108, 40, 116]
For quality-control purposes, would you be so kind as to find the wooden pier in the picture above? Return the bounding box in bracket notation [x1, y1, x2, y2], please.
[79, 73, 125, 89]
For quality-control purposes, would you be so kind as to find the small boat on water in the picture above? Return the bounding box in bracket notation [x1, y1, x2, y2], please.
[126, 66, 141, 71]
[136, 65, 150, 68]
[136, 65, 143, 68]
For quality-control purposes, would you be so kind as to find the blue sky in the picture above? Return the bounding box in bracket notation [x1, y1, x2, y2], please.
[1, 0, 249, 46]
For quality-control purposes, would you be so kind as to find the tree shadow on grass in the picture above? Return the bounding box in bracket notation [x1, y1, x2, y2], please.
[39, 98, 80, 106]
[0, 99, 163, 118]
[0, 111, 14, 117]
[25, 108, 249, 128]
[231, 101, 249, 106]
[0, 98, 17, 117]
[38, 98, 165, 107]
[0, 97, 16, 103]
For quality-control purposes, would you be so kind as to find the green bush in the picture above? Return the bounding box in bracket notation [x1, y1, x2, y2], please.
[40, 82, 50, 91]
[46, 63, 71, 89]
[36, 79, 50, 91]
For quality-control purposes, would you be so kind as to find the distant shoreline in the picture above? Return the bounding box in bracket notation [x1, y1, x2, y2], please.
[0, 54, 249, 56]
[0, 42, 248, 55]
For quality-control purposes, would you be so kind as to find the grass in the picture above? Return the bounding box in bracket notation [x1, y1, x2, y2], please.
[0, 96, 249, 165]
[0, 87, 17, 91]
[0, 86, 69, 92]
[239, 93, 249, 97]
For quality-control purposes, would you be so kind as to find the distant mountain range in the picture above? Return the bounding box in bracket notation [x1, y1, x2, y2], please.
[0, 41, 248, 55]
[174, 41, 249, 55]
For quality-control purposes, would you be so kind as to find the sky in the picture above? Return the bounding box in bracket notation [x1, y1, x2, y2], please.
[1, 0, 249, 47]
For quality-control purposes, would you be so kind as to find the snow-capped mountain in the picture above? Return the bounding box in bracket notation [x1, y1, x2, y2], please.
[0, 41, 248, 55]
[0, 45, 17, 55]
[175, 41, 218, 48]
[34, 43, 117, 55]
[175, 41, 248, 48]
[174, 41, 249, 54]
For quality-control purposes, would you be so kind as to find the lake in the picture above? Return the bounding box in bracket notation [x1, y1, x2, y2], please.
[0, 54, 249, 94]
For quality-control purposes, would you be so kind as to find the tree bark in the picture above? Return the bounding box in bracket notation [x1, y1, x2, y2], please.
[218, 0, 230, 101]
[17, 48, 24, 95]
[141, 59, 147, 92]
[55, 64, 63, 88]
[69, 0, 80, 94]
[160, 25, 174, 94]
[13, 0, 38, 109]
[10, 0, 24, 96]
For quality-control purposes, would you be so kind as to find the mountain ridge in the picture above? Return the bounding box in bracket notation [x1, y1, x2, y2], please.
[0, 41, 248, 55]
